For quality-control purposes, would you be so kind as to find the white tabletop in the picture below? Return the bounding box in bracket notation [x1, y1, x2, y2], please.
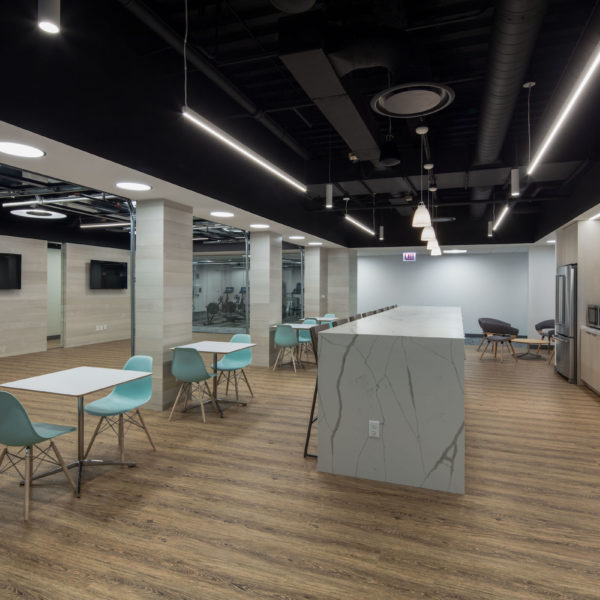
[308, 316, 336, 322]
[1, 366, 152, 397]
[281, 323, 315, 330]
[173, 341, 255, 354]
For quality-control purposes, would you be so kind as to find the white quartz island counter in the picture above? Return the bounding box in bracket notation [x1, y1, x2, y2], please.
[317, 306, 465, 494]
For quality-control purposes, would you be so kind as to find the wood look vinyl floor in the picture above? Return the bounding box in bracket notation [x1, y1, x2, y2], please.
[0, 340, 599, 600]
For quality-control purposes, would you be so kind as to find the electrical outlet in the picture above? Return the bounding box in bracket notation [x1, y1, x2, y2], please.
[368, 420, 380, 438]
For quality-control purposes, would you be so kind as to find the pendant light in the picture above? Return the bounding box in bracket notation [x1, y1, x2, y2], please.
[431, 247, 442, 256]
[426, 239, 439, 250]
[412, 126, 431, 228]
[421, 225, 435, 241]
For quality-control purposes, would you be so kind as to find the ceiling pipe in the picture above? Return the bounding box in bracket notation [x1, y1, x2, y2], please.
[470, 0, 547, 218]
[117, 0, 310, 160]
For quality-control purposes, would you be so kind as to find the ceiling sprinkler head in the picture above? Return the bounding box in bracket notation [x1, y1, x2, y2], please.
[416, 126, 429, 135]
[424, 163, 434, 170]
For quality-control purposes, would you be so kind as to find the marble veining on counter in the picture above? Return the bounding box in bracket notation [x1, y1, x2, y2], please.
[317, 306, 465, 494]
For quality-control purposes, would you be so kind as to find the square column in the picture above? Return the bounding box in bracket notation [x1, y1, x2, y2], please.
[304, 246, 328, 317]
[327, 248, 357, 318]
[249, 231, 282, 366]
[135, 199, 192, 410]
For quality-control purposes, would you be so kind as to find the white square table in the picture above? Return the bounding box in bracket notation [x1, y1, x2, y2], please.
[172, 341, 256, 417]
[1, 366, 151, 496]
[307, 316, 336, 322]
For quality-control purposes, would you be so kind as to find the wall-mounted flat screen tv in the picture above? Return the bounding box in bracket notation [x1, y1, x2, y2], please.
[90, 260, 127, 289]
[0, 253, 22, 290]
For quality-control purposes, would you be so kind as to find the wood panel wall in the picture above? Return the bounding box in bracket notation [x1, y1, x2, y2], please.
[0, 235, 47, 357]
[62, 243, 130, 348]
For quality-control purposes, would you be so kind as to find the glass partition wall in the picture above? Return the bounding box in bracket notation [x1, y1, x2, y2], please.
[192, 250, 249, 334]
[282, 248, 304, 323]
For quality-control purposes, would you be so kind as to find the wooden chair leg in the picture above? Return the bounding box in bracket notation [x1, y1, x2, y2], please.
[509, 341, 517, 361]
[135, 410, 156, 451]
[84, 416, 105, 459]
[24, 446, 32, 521]
[168, 382, 186, 422]
[182, 382, 190, 412]
[479, 339, 490, 360]
[493, 341, 498, 359]
[241, 369, 253, 397]
[0, 447, 7, 470]
[291, 347, 297, 373]
[272, 348, 282, 371]
[477, 335, 487, 351]
[500, 341, 504, 362]
[226, 371, 232, 395]
[118, 414, 125, 463]
[50, 441, 77, 494]
[198, 383, 207, 423]
[233, 370, 239, 402]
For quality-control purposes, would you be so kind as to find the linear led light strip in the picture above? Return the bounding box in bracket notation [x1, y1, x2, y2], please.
[80, 222, 129, 229]
[182, 107, 307, 193]
[492, 205, 510, 231]
[345, 214, 375, 235]
[528, 41, 600, 175]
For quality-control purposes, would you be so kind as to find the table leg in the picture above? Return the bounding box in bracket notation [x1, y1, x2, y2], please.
[77, 395, 84, 496]
[212, 353, 224, 418]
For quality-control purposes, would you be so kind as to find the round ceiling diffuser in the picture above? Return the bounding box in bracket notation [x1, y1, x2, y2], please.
[371, 82, 455, 118]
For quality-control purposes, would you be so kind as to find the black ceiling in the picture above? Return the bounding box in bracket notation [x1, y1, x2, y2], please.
[1, 0, 599, 248]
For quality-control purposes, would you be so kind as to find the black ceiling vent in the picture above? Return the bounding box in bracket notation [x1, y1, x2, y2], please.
[371, 82, 455, 118]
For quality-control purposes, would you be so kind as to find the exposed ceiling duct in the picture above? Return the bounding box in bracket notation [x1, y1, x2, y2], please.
[281, 22, 437, 168]
[470, 0, 547, 218]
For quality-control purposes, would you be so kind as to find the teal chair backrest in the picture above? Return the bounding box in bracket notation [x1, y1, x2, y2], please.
[172, 347, 211, 382]
[0, 391, 46, 447]
[219, 334, 252, 369]
[111, 355, 153, 404]
[299, 319, 317, 343]
[274, 324, 297, 347]
[324, 313, 335, 318]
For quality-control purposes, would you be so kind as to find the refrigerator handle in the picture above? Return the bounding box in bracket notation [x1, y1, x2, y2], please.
[556, 274, 565, 326]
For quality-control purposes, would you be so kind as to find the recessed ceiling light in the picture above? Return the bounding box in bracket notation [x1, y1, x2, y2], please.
[11, 208, 65, 220]
[424, 163, 434, 170]
[116, 181, 152, 192]
[289, 235, 305, 240]
[428, 186, 437, 192]
[546, 239, 556, 244]
[210, 211, 234, 218]
[308, 242, 323, 246]
[0, 142, 45, 158]
[116, 182, 152, 191]
[443, 249, 467, 254]
[250, 224, 270, 229]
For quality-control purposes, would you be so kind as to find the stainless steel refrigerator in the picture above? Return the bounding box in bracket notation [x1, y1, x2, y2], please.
[555, 264, 577, 383]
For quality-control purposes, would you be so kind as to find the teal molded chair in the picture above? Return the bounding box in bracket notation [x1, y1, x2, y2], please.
[215, 334, 253, 403]
[0, 391, 77, 520]
[298, 319, 317, 363]
[324, 313, 335, 319]
[170, 347, 216, 422]
[84, 355, 154, 461]
[273, 324, 299, 372]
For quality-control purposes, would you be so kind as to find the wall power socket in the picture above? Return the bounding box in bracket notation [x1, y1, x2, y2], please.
[368, 420, 380, 438]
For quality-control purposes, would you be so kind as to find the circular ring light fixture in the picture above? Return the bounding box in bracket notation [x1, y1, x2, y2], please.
[116, 182, 152, 191]
[371, 83, 455, 119]
[210, 211, 234, 218]
[11, 208, 66, 220]
[0, 142, 45, 158]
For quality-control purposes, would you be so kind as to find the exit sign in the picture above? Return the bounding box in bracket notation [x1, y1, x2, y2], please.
[403, 252, 416, 262]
